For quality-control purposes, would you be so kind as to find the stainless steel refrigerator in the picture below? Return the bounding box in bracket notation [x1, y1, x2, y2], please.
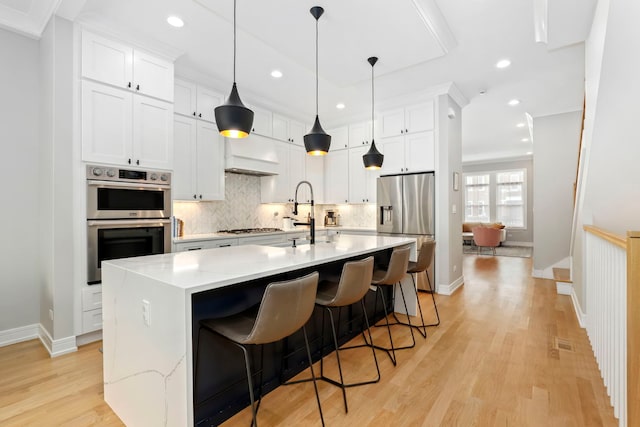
[377, 172, 435, 290]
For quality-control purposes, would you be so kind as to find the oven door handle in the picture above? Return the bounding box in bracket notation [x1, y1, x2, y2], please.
[87, 219, 171, 228]
[87, 180, 170, 190]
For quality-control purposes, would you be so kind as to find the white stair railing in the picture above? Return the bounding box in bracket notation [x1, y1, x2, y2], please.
[584, 226, 627, 426]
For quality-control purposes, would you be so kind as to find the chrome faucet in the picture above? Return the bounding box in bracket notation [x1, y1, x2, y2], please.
[292, 180, 315, 245]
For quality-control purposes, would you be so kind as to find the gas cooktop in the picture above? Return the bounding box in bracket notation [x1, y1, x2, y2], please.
[217, 228, 283, 235]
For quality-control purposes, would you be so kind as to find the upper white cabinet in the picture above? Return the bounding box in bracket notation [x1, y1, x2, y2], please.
[305, 155, 324, 204]
[348, 121, 373, 148]
[82, 80, 173, 169]
[261, 141, 305, 203]
[82, 31, 174, 102]
[249, 105, 273, 137]
[273, 114, 305, 146]
[174, 78, 223, 123]
[379, 101, 434, 138]
[348, 146, 378, 203]
[324, 149, 349, 204]
[173, 116, 225, 201]
[326, 126, 349, 150]
[379, 130, 435, 175]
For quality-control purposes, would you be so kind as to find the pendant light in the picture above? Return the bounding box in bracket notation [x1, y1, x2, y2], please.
[214, 0, 254, 138]
[304, 6, 331, 156]
[363, 57, 384, 169]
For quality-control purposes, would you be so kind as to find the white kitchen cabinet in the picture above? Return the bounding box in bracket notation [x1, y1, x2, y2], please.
[324, 149, 349, 204]
[305, 155, 324, 204]
[379, 101, 434, 138]
[174, 78, 223, 123]
[273, 114, 305, 146]
[133, 95, 174, 170]
[249, 105, 273, 137]
[82, 31, 174, 102]
[82, 80, 174, 169]
[173, 116, 225, 201]
[261, 142, 307, 203]
[348, 146, 378, 203]
[326, 126, 349, 150]
[379, 130, 435, 174]
[174, 238, 238, 252]
[348, 121, 373, 148]
[81, 286, 103, 333]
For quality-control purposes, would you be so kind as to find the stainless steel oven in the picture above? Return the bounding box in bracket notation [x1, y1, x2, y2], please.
[86, 165, 172, 284]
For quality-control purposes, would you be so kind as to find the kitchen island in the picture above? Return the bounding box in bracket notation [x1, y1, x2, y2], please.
[102, 234, 416, 426]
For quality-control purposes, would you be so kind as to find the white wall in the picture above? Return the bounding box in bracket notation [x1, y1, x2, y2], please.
[462, 158, 534, 244]
[533, 110, 582, 271]
[0, 28, 41, 333]
[435, 94, 463, 291]
[39, 16, 77, 343]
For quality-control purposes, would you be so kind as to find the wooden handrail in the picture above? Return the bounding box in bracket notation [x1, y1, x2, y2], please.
[583, 225, 627, 249]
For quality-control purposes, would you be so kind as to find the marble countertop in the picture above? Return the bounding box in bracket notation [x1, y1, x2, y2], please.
[172, 226, 377, 244]
[105, 234, 414, 294]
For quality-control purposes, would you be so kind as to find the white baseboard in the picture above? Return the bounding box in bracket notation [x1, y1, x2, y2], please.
[532, 268, 552, 279]
[0, 324, 39, 347]
[503, 241, 533, 247]
[570, 287, 586, 328]
[76, 329, 102, 346]
[38, 324, 77, 357]
[437, 276, 464, 296]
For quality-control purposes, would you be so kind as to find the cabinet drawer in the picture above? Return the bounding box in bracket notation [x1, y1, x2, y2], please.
[82, 309, 103, 333]
[210, 238, 239, 248]
[82, 286, 103, 311]
[238, 234, 287, 246]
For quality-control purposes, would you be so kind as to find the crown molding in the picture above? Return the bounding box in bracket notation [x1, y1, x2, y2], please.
[0, 0, 61, 39]
[411, 0, 457, 53]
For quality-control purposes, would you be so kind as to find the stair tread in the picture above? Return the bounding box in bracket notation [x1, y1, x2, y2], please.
[553, 267, 572, 283]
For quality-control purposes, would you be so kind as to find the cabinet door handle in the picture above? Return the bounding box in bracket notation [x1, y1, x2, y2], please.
[252, 128, 255, 132]
[193, 195, 197, 199]
[193, 112, 196, 116]
[136, 159, 140, 165]
[199, 195, 202, 199]
[401, 129, 404, 134]
[405, 128, 408, 133]
[128, 158, 131, 164]
[199, 113, 202, 118]
[127, 82, 132, 88]
[136, 84, 140, 91]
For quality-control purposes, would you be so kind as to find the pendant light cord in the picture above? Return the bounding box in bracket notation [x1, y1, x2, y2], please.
[233, 0, 237, 83]
[315, 16, 319, 115]
[371, 62, 375, 140]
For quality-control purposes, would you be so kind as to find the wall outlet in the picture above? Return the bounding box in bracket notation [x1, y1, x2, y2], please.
[453, 265, 457, 272]
[451, 204, 457, 214]
[142, 299, 151, 326]
[49, 309, 54, 321]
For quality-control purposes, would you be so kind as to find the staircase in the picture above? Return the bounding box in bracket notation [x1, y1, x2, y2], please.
[553, 267, 572, 295]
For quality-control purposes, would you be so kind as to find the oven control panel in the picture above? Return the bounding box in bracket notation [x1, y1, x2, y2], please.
[87, 165, 171, 185]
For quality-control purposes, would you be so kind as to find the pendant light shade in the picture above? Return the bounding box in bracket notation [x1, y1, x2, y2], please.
[304, 6, 331, 156]
[215, 0, 253, 139]
[363, 56, 384, 170]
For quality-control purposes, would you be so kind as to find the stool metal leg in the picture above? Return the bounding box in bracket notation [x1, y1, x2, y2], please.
[424, 271, 441, 327]
[302, 325, 325, 427]
[389, 273, 427, 337]
[236, 343, 258, 427]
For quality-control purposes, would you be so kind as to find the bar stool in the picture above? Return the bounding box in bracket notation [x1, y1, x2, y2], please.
[390, 240, 440, 337]
[290, 256, 379, 414]
[196, 272, 324, 427]
[367, 246, 414, 366]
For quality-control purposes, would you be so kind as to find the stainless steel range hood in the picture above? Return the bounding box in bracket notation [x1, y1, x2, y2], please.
[225, 134, 279, 176]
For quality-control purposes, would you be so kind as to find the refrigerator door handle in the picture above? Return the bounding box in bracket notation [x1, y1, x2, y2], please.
[380, 206, 393, 225]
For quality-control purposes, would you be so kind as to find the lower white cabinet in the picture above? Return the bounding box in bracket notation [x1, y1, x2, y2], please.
[82, 80, 173, 169]
[81, 286, 103, 333]
[379, 130, 435, 174]
[173, 116, 225, 201]
[324, 149, 349, 204]
[348, 146, 378, 203]
[174, 238, 238, 252]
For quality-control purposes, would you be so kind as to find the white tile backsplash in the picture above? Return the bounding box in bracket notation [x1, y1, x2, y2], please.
[173, 173, 376, 235]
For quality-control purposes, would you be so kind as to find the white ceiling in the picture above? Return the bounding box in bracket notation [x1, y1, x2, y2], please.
[0, 0, 597, 163]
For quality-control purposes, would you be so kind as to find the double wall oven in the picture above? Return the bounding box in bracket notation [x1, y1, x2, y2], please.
[87, 165, 172, 284]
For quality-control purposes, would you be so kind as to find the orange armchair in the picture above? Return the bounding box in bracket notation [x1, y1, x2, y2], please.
[472, 227, 502, 255]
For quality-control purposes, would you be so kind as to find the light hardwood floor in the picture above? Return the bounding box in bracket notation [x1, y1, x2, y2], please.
[0, 255, 617, 426]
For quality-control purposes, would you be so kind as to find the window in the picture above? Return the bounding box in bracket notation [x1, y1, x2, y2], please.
[464, 168, 527, 228]
[464, 173, 490, 222]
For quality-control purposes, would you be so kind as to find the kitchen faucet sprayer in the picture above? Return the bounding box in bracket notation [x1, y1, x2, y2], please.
[292, 181, 315, 244]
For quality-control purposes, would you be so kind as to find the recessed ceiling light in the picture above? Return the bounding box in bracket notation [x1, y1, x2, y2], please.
[508, 99, 520, 106]
[521, 138, 530, 142]
[496, 59, 511, 69]
[167, 16, 184, 28]
[526, 151, 533, 155]
[516, 122, 525, 128]
[336, 103, 345, 109]
[270, 70, 283, 78]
